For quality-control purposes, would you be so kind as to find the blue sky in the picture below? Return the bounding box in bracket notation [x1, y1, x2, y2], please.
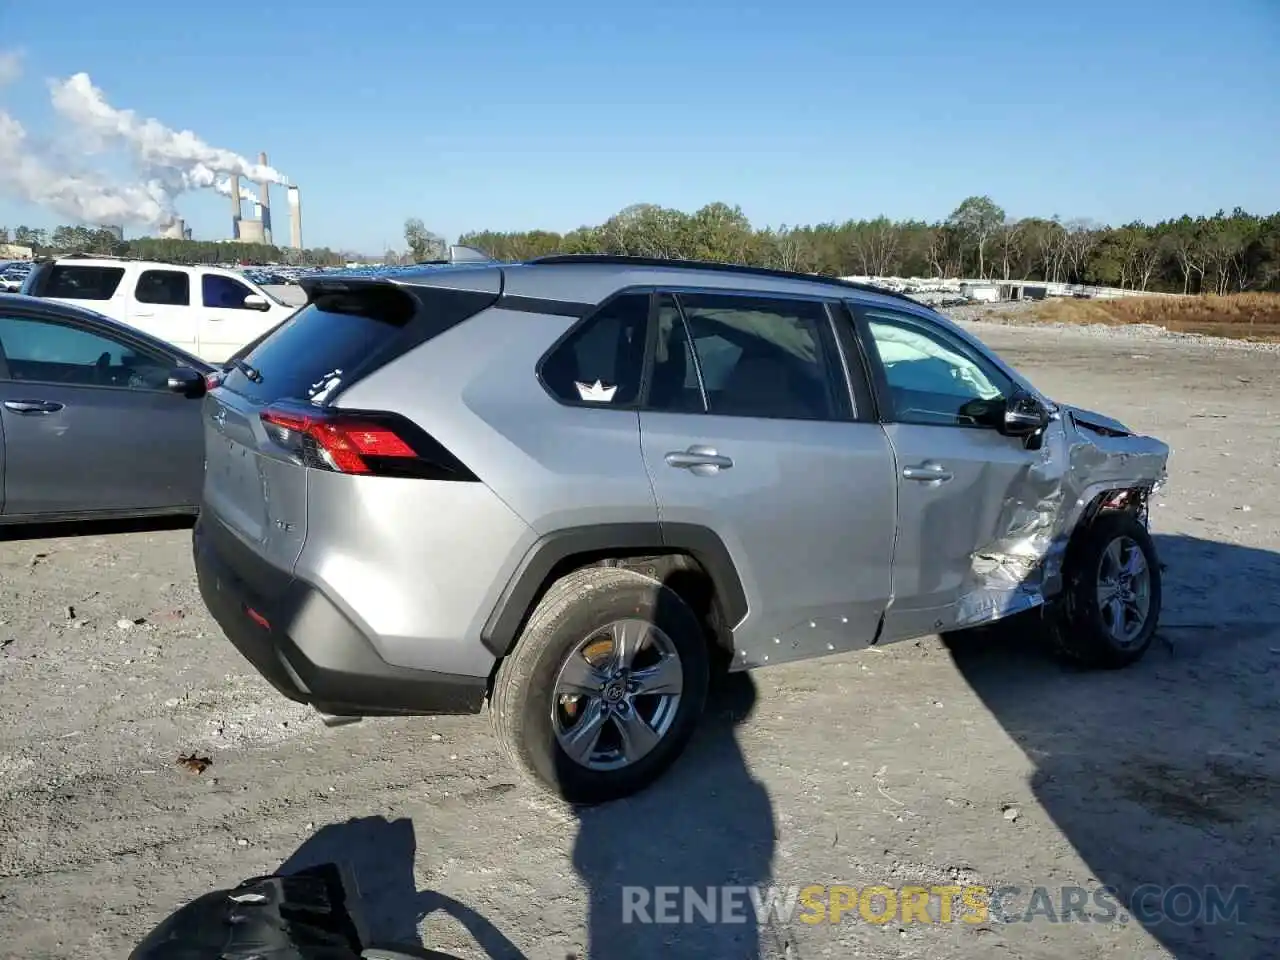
[1, 0, 1277, 252]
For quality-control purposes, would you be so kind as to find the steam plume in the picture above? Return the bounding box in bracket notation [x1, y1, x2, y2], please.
[0, 52, 175, 228]
[49, 73, 286, 186]
[0, 53, 289, 231]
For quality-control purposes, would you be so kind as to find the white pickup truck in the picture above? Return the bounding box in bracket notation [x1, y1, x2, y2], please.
[20, 255, 299, 363]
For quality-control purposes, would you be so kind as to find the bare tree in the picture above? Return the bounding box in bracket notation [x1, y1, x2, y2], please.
[947, 196, 1005, 278]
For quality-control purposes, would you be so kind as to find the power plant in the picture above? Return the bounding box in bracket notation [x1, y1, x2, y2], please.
[226, 150, 303, 248]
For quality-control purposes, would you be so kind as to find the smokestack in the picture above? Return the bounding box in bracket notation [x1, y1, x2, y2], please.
[287, 185, 302, 249]
[258, 151, 272, 245]
[230, 174, 242, 240]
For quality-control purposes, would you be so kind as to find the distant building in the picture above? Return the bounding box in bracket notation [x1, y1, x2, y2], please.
[99, 224, 124, 241]
[0, 243, 33, 260]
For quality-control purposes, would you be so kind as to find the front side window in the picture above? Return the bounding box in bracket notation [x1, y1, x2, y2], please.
[134, 269, 191, 306]
[862, 309, 1013, 427]
[203, 274, 255, 309]
[648, 292, 845, 421]
[0, 316, 171, 389]
[540, 293, 649, 406]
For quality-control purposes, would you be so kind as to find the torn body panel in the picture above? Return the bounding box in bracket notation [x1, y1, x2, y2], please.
[952, 403, 1169, 629]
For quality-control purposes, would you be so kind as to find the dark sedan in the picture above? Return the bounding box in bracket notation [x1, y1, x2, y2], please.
[0, 294, 212, 524]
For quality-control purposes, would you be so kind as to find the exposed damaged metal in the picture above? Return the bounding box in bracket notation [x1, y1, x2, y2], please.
[953, 402, 1170, 629]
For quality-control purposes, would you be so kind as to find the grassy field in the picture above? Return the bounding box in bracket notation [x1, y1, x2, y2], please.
[996, 292, 1280, 341]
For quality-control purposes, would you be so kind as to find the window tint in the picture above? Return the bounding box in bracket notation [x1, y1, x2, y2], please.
[39, 265, 125, 301]
[649, 292, 845, 421]
[203, 274, 255, 309]
[135, 269, 190, 306]
[0, 316, 171, 389]
[863, 310, 1013, 427]
[222, 288, 414, 403]
[540, 293, 649, 406]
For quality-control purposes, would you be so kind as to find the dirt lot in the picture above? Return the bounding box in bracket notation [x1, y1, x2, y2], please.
[1, 320, 1278, 960]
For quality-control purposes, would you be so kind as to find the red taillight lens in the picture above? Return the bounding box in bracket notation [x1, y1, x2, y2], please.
[258, 404, 473, 481]
[205, 372, 223, 391]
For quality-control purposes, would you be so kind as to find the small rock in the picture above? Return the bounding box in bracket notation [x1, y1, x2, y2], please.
[305, 822, 314, 831]
[449, 754, 458, 761]
[933, 701, 943, 708]
[65, 605, 76, 620]
[430, 733, 443, 742]
[236, 838, 249, 847]
[1002, 805, 1020, 822]
[164, 698, 181, 708]
[1238, 505, 1252, 512]
[116, 619, 134, 631]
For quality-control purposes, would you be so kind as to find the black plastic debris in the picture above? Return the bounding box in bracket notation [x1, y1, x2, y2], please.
[129, 863, 364, 960]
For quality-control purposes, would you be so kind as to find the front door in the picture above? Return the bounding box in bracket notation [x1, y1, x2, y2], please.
[125, 268, 199, 353]
[0, 313, 203, 517]
[198, 273, 275, 363]
[852, 304, 1049, 641]
[638, 291, 897, 670]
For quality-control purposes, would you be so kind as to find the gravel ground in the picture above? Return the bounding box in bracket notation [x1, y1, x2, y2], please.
[1, 319, 1278, 960]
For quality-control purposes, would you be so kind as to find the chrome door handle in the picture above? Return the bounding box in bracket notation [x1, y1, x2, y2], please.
[4, 399, 64, 414]
[902, 462, 953, 482]
[665, 445, 734, 471]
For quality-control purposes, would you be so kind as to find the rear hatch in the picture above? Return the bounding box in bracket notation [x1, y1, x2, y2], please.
[201, 271, 502, 580]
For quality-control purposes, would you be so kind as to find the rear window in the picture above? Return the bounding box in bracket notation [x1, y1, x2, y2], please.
[221, 286, 415, 403]
[38, 265, 126, 301]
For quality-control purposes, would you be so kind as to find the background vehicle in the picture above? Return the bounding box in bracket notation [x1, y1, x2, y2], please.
[0, 295, 211, 525]
[20, 254, 298, 363]
[192, 255, 1169, 805]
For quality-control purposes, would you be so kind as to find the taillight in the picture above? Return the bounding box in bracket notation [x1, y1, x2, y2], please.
[205, 372, 223, 391]
[259, 403, 478, 481]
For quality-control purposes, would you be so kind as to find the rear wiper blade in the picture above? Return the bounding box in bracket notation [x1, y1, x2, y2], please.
[226, 357, 263, 383]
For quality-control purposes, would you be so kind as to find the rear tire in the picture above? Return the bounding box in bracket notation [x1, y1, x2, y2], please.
[1049, 510, 1162, 669]
[489, 566, 710, 805]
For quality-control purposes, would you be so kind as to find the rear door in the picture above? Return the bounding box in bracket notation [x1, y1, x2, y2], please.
[197, 272, 277, 363]
[636, 290, 898, 670]
[0, 310, 204, 517]
[202, 284, 423, 574]
[126, 267, 198, 353]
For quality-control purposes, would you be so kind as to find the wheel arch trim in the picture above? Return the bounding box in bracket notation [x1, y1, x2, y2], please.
[479, 522, 748, 658]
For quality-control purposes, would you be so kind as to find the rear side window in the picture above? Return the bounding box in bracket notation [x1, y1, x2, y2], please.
[134, 269, 190, 306]
[38, 265, 125, 301]
[539, 293, 650, 406]
[222, 286, 415, 403]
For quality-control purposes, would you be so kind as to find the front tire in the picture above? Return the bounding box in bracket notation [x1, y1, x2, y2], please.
[489, 566, 710, 805]
[1049, 510, 1162, 668]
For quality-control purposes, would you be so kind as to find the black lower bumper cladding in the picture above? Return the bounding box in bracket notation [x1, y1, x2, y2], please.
[193, 516, 487, 717]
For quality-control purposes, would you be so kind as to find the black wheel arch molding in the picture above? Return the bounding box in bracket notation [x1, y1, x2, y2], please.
[479, 521, 749, 658]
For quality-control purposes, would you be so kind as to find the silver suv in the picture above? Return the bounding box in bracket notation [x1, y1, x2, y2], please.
[193, 255, 1169, 804]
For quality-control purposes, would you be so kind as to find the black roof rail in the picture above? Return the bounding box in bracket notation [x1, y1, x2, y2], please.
[524, 254, 922, 304]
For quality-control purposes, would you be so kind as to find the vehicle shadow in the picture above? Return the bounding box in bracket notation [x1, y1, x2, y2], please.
[277, 815, 529, 959]
[569, 669, 777, 959]
[944, 532, 1280, 959]
[0, 514, 195, 542]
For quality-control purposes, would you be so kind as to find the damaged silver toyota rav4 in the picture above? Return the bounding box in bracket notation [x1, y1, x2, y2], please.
[193, 255, 1170, 804]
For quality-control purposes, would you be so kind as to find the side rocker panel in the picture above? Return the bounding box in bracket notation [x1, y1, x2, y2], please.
[479, 521, 748, 658]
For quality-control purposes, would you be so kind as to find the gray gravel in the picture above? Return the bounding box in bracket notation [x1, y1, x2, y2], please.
[1, 321, 1278, 960]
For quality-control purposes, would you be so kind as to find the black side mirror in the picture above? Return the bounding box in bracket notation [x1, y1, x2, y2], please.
[1001, 391, 1050, 437]
[167, 366, 207, 399]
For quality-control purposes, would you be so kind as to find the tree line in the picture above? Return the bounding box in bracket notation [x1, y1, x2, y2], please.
[452, 197, 1280, 295]
[0, 224, 349, 268]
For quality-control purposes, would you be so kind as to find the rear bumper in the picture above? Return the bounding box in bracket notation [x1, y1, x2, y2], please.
[192, 515, 487, 717]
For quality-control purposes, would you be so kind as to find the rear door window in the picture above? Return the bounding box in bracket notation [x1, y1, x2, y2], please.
[134, 269, 191, 306]
[38, 265, 126, 301]
[220, 287, 415, 404]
